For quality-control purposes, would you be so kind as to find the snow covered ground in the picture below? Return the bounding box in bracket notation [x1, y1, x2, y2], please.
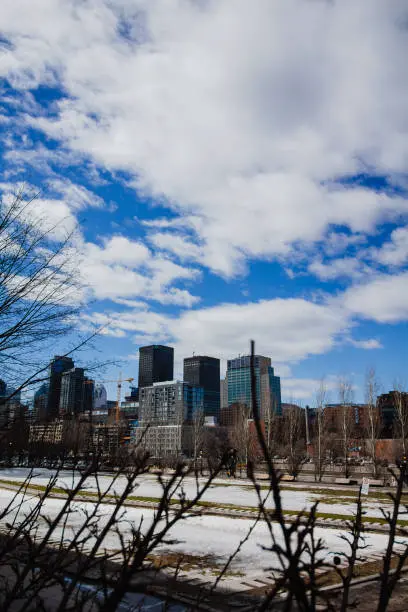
[0, 486, 397, 581]
[0, 468, 396, 520]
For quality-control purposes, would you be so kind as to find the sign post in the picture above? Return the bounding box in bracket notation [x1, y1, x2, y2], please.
[361, 477, 370, 495]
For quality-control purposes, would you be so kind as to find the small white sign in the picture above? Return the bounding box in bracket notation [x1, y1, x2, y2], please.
[361, 477, 370, 495]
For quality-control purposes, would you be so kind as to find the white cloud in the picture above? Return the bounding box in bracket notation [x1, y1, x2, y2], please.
[148, 232, 203, 263]
[343, 271, 408, 323]
[90, 296, 350, 375]
[111, 298, 149, 309]
[2, 1, 408, 276]
[309, 257, 370, 281]
[0, 181, 201, 307]
[141, 217, 192, 230]
[79, 235, 200, 306]
[166, 299, 352, 378]
[83, 285, 401, 386]
[151, 287, 198, 308]
[82, 308, 170, 343]
[86, 236, 150, 267]
[0, 182, 77, 240]
[370, 226, 408, 267]
[46, 178, 105, 210]
[323, 232, 366, 257]
[348, 338, 383, 350]
[4, 144, 108, 186]
[309, 224, 408, 282]
[281, 377, 339, 402]
[0, 178, 108, 241]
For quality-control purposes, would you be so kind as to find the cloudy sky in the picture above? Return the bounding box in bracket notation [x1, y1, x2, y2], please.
[1, 0, 407, 402]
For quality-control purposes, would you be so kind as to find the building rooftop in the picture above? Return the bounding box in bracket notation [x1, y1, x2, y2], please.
[151, 379, 181, 387]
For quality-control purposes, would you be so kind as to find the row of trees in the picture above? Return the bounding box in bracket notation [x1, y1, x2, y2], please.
[311, 372, 407, 481]
[194, 371, 407, 482]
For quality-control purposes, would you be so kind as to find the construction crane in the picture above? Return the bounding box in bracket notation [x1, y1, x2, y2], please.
[86, 374, 134, 423]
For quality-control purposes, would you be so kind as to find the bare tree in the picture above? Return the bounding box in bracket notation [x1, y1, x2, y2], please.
[0, 187, 115, 456]
[282, 404, 306, 478]
[203, 425, 229, 471]
[313, 378, 329, 482]
[333, 486, 368, 612]
[191, 406, 205, 470]
[365, 367, 382, 478]
[376, 461, 408, 612]
[263, 391, 280, 459]
[230, 402, 252, 476]
[338, 376, 355, 478]
[0, 188, 81, 390]
[393, 381, 408, 457]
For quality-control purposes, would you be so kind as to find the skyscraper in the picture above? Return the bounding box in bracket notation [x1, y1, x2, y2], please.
[46, 356, 74, 420]
[138, 345, 174, 389]
[59, 367, 94, 418]
[33, 383, 49, 423]
[183, 356, 220, 419]
[220, 376, 228, 410]
[227, 354, 281, 417]
[139, 380, 204, 426]
[0, 384, 24, 430]
[137, 380, 204, 457]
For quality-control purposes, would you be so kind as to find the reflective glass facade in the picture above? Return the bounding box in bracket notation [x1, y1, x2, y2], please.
[227, 355, 281, 416]
[46, 356, 74, 421]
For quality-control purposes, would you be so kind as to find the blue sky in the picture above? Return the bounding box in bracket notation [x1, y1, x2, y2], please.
[1, 0, 408, 403]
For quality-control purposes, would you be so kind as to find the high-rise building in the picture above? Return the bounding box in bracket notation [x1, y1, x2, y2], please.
[83, 376, 94, 416]
[138, 345, 174, 389]
[33, 383, 49, 423]
[46, 356, 74, 420]
[93, 383, 107, 409]
[59, 367, 94, 418]
[139, 380, 203, 426]
[183, 356, 220, 419]
[124, 385, 139, 402]
[137, 380, 204, 457]
[227, 354, 281, 417]
[0, 383, 24, 429]
[220, 376, 228, 410]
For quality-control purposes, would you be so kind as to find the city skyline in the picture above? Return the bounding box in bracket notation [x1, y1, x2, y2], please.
[12, 346, 284, 409]
[6, 340, 406, 413]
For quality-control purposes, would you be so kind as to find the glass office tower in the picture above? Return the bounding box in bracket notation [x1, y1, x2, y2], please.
[183, 356, 220, 419]
[227, 354, 281, 417]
